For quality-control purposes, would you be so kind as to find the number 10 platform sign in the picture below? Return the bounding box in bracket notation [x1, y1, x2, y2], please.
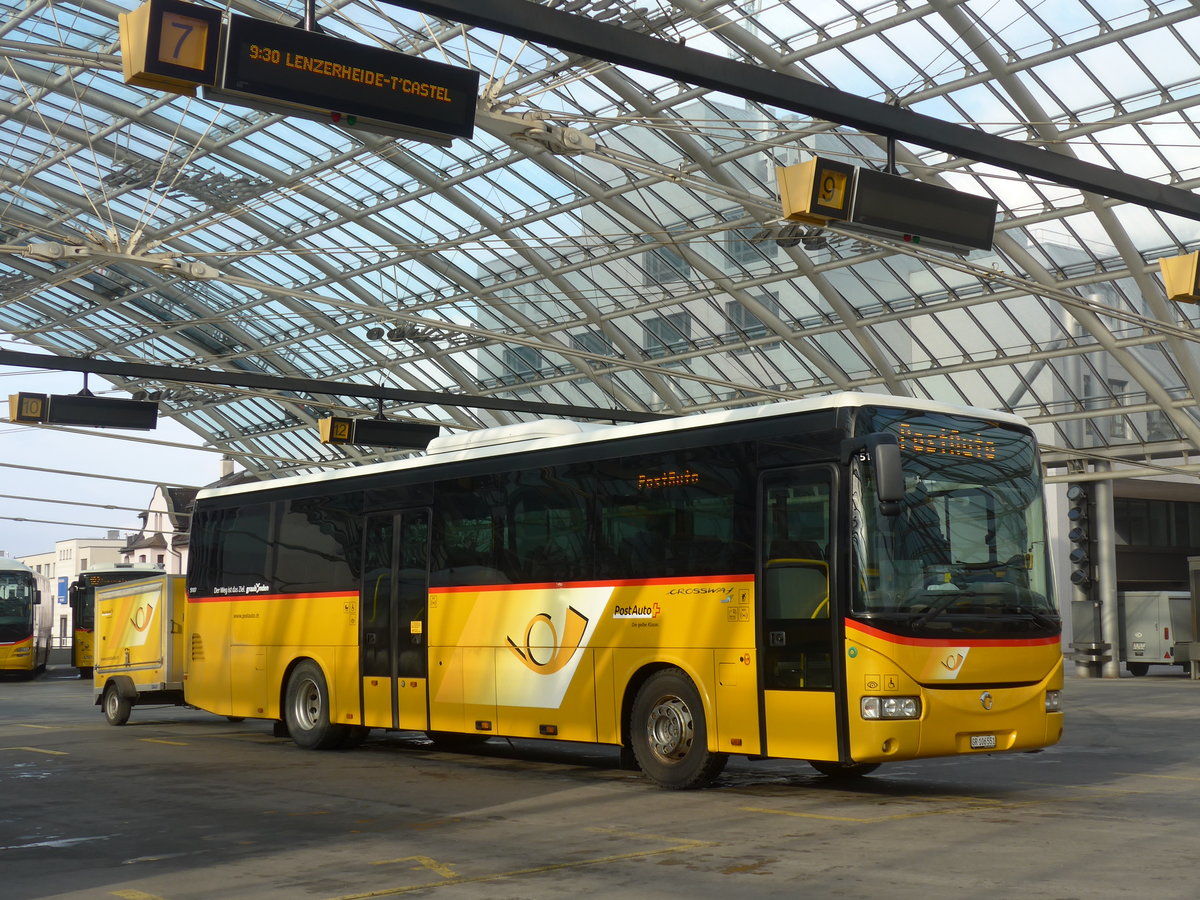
[119, 0, 478, 144]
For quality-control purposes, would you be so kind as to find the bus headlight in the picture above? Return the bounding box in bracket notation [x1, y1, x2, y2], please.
[861, 696, 921, 719]
[1045, 690, 1061, 712]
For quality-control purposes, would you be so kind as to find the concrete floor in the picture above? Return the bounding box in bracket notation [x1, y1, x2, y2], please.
[2, 661, 1196, 899]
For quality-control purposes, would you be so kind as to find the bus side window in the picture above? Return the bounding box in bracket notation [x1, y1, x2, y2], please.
[433, 476, 514, 586]
[508, 467, 591, 584]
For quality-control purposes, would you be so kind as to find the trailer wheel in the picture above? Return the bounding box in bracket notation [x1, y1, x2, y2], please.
[1127, 662, 1149, 676]
[102, 684, 132, 726]
[284, 661, 349, 750]
[630, 668, 727, 789]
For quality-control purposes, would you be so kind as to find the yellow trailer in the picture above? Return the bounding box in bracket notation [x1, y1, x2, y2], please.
[93, 574, 187, 725]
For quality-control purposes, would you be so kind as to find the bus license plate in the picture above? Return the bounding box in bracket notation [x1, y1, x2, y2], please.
[970, 734, 997, 749]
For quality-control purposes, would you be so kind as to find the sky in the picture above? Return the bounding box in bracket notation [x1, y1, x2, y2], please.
[0, 366, 223, 560]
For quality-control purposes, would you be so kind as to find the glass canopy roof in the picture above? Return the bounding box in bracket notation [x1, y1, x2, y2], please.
[3, 0, 1200, 485]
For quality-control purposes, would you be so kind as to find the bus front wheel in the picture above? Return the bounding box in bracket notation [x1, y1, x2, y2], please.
[630, 668, 727, 790]
[102, 684, 132, 726]
[284, 661, 350, 750]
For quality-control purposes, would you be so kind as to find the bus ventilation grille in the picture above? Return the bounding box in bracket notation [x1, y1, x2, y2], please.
[191, 633, 204, 661]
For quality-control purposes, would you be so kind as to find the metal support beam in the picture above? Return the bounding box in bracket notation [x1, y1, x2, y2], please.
[394, 0, 1200, 221]
[1094, 463, 1121, 678]
[0, 350, 666, 423]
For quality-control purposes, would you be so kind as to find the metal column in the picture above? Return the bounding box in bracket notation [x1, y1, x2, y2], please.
[1094, 462, 1120, 678]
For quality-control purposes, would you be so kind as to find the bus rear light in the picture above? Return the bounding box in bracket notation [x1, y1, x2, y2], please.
[861, 696, 920, 719]
[1045, 690, 1061, 712]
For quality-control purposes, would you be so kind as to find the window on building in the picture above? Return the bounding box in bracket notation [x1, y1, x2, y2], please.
[80, 558, 87, 570]
[571, 330, 615, 357]
[501, 345, 545, 383]
[643, 227, 691, 283]
[724, 214, 777, 267]
[1147, 409, 1175, 441]
[726, 292, 783, 347]
[643, 312, 691, 359]
[1109, 379, 1128, 439]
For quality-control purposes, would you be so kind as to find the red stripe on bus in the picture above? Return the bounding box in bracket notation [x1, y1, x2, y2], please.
[846, 619, 1061, 648]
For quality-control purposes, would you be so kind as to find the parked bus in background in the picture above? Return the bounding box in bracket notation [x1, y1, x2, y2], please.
[0, 557, 52, 678]
[69, 563, 161, 677]
[180, 393, 1063, 789]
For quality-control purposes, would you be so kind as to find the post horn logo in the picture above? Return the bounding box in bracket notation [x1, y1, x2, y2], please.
[506, 606, 589, 675]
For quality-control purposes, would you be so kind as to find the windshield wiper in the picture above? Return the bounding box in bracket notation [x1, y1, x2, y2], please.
[911, 590, 970, 629]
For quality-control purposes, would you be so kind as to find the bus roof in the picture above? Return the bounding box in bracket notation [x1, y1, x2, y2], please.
[77, 564, 162, 576]
[198, 391, 1031, 501]
[0, 557, 35, 574]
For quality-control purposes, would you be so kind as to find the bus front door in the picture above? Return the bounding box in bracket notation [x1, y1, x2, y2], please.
[360, 509, 431, 731]
[759, 468, 840, 761]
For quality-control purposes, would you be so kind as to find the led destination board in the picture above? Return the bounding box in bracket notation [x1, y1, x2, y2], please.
[220, 13, 479, 140]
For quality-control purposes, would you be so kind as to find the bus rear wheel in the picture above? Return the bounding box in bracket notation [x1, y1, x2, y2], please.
[284, 661, 350, 750]
[102, 684, 132, 726]
[630, 668, 727, 789]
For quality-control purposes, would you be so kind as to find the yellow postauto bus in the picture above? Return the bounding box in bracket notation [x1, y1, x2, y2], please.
[0, 557, 52, 678]
[185, 393, 1063, 788]
[69, 564, 162, 677]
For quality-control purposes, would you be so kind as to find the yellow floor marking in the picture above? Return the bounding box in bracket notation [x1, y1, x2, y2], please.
[330, 838, 715, 899]
[1, 746, 68, 756]
[110, 891, 167, 900]
[1115, 772, 1200, 783]
[370, 856, 457, 879]
[139, 739, 188, 746]
[15, 723, 54, 729]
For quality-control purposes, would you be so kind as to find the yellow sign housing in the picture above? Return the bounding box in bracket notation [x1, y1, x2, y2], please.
[118, 0, 222, 94]
[776, 157, 856, 224]
[1160, 250, 1200, 303]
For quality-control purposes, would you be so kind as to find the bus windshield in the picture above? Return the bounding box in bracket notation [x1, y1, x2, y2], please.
[850, 408, 1057, 638]
[0, 572, 34, 641]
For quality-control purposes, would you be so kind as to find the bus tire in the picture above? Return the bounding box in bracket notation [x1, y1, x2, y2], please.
[102, 684, 132, 727]
[630, 668, 727, 790]
[284, 661, 350, 750]
[808, 760, 880, 778]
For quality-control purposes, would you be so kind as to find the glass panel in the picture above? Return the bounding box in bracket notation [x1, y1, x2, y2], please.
[849, 408, 1057, 641]
[761, 468, 834, 691]
[361, 515, 393, 678]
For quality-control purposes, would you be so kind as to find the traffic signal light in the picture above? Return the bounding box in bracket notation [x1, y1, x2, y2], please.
[1066, 484, 1092, 587]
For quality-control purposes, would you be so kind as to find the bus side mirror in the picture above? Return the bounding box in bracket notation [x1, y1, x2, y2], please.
[842, 433, 904, 516]
[34, 590, 42, 606]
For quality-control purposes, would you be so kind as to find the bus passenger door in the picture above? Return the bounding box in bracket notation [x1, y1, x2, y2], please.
[360, 509, 430, 731]
[759, 468, 840, 762]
